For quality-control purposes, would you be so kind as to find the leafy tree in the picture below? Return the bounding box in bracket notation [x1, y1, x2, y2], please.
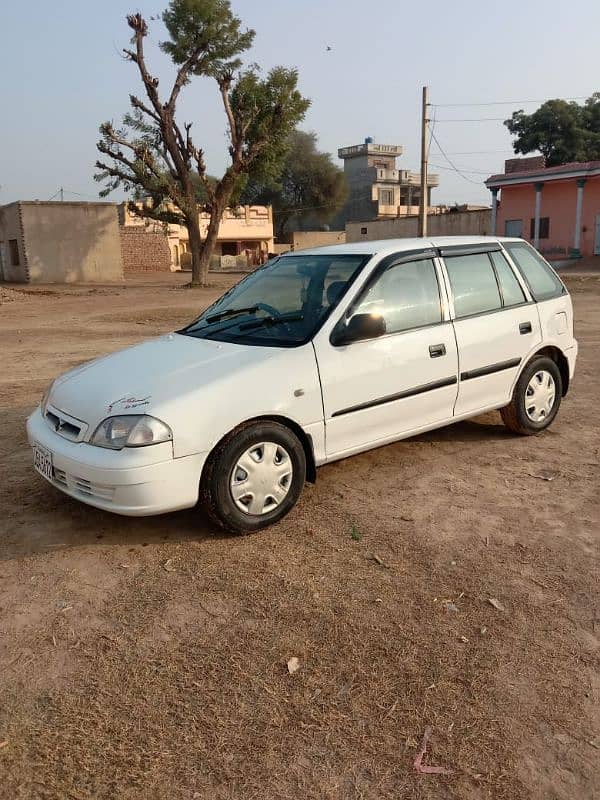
[241, 130, 348, 240]
[504, 94, 600, 167]
[95, 1, 309, 285]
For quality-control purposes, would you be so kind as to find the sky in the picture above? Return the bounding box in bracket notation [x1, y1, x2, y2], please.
[1, 0, 599, 208]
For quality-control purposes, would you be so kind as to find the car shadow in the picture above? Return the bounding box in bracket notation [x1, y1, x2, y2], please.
[413, 413, 515, 444]
[0, 480, 231, 561]
[1, 410, 516, 561]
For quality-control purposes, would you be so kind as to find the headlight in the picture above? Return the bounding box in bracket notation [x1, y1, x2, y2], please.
[41, 381, 54, 415]
[91, 415, 172, 450]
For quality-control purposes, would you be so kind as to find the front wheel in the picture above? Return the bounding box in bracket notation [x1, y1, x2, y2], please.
[501, 356, 563, 435]
[200, 421, 306, 534]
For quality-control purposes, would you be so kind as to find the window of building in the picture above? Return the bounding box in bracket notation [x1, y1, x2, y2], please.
[378, 188, 395, 206]
[489, 251, 527, 307]
[9, 239, 19, 266]
[530, 217, 550, 239]
[221, 241, 238, 256]
[503, 242, 564, 301]
[505, 219, 523, 237]
[444, 252, 502, 318]
[352, 258, 441, 334]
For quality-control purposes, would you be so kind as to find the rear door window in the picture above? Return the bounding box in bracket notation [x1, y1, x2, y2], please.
[443, 252, 501, 318]
[489, 251, 527, 307]
[503, 242, 564, 301]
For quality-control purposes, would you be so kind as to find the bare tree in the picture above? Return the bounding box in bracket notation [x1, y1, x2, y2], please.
[95, 1, 309, 285]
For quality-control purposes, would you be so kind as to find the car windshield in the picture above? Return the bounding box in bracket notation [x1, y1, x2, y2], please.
[179, 254, 369, 347]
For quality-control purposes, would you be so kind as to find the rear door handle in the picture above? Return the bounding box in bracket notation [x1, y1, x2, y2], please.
[429, 343, 446, 358]
[519, 321, 533, 334]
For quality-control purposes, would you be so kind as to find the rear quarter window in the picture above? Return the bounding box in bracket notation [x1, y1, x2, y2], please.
[503, 242, 564, 301]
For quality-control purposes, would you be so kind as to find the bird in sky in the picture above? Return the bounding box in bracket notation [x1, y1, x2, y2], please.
[326, 45, 332, 51]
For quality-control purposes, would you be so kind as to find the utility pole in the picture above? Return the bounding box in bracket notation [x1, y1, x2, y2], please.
[418, 86, 429, 238]
[60, 187, 64, 202]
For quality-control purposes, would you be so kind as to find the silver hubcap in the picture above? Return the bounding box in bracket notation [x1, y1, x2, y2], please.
[525, 370, 556, 423]
[230, 442, 293, 516]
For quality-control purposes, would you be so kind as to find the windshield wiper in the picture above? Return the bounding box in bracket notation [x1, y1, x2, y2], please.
[238, 313, 304, 332]
[205, 305, 259, 324]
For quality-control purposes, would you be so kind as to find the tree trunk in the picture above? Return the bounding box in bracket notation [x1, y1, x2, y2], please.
[186, 214, 208, 287]
[195, 202, 226, 285]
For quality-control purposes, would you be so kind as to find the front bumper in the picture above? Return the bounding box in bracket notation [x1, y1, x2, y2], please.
[26, 407, 206, 516]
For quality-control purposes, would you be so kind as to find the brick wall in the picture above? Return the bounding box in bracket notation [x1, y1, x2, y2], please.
[119, 227, 171, 273]
[504, 156, 545, 174]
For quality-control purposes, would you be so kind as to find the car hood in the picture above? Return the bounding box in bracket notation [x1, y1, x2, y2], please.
[49, 333, 279, 431]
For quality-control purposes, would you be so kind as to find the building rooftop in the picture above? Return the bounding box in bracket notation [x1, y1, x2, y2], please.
[338, 142, 403, 159]
[486, 160, 600, 188]
[1, 200, 117, 210]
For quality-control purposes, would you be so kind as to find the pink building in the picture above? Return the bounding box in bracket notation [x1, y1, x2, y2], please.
[486, 157, 600, 260]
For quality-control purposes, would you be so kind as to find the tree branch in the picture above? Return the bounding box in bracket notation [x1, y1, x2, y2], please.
[95, 159, 141, 189]
[125, 14, 162, 118]
[98, 131, 163, 182]
[127, 200, 183, 226]
[129, 94, 161, 125]
[167, 46, 206, 112]
[219, 75, 241, 164]
[172, 119, 189, 161]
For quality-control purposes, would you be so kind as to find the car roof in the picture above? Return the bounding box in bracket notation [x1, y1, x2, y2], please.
[284, 236, 524, 258]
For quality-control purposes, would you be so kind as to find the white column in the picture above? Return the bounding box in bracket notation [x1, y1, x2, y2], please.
[490, 188, 499, 235]
[573, 179, 585, 256]
[533, 183, 543, 249]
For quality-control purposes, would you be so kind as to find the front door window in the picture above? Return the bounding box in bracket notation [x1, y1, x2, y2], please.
[350, 258, 442, 333]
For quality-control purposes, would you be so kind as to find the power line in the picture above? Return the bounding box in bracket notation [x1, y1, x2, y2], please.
[429, 131, 483, 185]
[434, 117, 507, 123]
[46, 187, 100, 201]
[432, 96, 588, 108]
[442, 149, 513, 155]
[62, 188, 100, 199]
[429, 162, 491, 176]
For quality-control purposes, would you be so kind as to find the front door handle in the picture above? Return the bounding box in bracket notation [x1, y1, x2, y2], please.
[429, 343, 446, 358]
[519, 321, 533, 335]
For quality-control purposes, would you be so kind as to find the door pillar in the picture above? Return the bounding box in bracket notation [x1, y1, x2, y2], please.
[490, 188, 499, 235]
[533, 182, 544, 249]
[572, 178, 585, 257]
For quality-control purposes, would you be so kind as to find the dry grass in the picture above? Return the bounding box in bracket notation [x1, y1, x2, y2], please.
[0, 274, 598, 799]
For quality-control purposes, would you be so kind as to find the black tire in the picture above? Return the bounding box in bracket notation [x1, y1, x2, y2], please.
[199, 420, 306, 534]
[501, 356, 563, 435]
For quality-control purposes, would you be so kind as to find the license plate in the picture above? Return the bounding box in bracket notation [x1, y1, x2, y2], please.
[33, 443, 53, 481]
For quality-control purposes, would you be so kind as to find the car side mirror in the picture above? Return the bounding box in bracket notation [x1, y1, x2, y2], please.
[332, 313, 386, 346]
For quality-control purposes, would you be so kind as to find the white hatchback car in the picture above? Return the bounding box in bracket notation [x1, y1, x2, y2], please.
[27, 237, 577, 533]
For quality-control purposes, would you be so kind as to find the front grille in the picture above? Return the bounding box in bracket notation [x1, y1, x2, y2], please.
[53, 468, 115, 502]
[44, 407, 86, 442]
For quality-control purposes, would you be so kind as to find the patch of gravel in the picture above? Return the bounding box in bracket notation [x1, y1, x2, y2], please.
[0, 287, 29, 303]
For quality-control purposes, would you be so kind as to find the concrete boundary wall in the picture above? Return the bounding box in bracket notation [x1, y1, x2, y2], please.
[1, 201, 124, 283]
[346, 209, 492, 242]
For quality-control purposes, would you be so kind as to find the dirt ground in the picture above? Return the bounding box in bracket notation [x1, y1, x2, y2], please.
[0, 272, 598, 800]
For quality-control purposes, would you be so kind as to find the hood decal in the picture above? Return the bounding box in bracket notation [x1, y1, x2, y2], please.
[107, 395, 151, 413]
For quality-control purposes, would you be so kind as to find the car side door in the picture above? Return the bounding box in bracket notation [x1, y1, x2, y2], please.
[312, 250, 459, 459]
[439, 245, 542, 417]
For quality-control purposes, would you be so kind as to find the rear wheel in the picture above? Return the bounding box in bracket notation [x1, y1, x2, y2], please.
[200, 421, 306, 534]
[501, 356, 562, 435]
